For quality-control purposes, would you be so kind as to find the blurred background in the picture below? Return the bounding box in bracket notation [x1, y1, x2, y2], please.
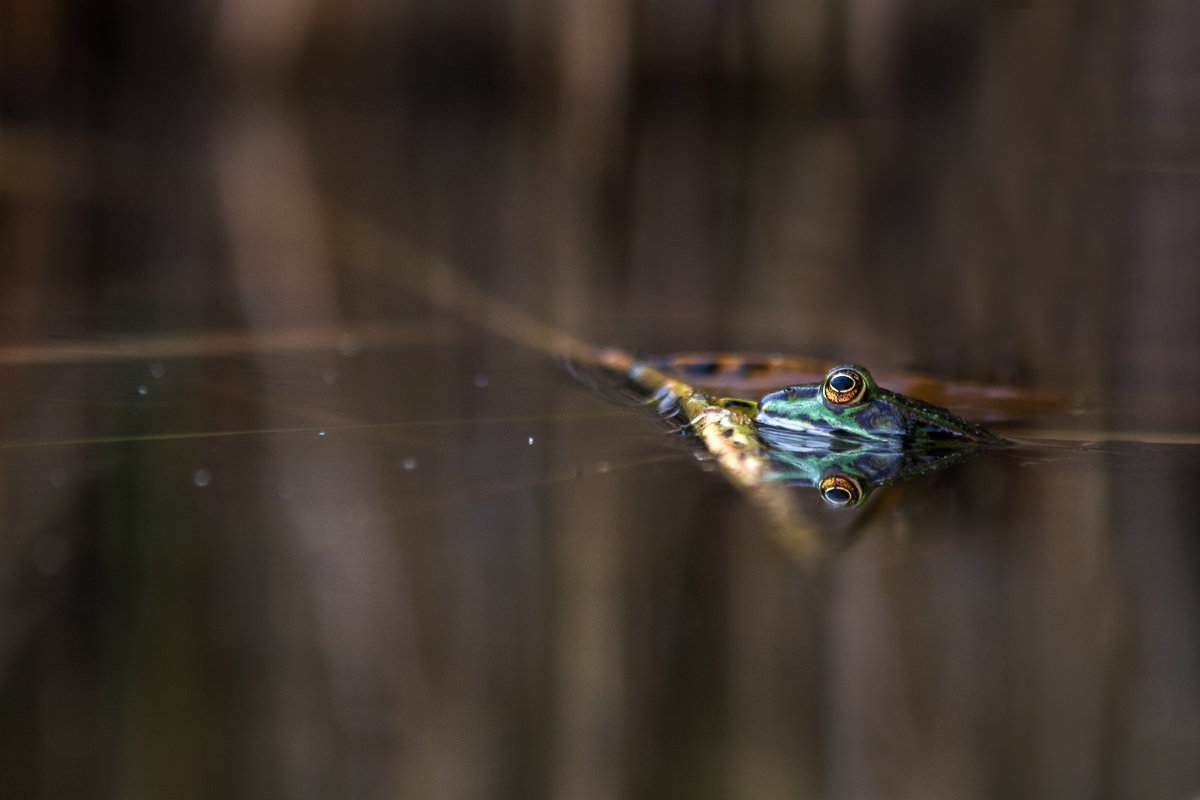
[2, 0, 1200, 797]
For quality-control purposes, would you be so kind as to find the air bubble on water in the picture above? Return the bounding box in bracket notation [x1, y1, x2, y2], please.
[528, 437, 534, 445]
[137, 385, 148, 396]
[49, 468, 66, 488]
[150, 362, 165, 379]
[277, 480, 295, 499]
[323, 368, 337, 384]
[193, 469, 212, 487]
[402, 457, 417, 470]
[473, 372, 489, 388]
[596, 462, 611, 473]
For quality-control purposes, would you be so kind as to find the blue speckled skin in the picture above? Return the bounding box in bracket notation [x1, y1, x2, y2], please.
[755, 364, 1001, 447]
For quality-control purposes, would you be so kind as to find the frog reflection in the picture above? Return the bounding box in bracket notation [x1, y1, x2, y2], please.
[757, 424, 987, 508]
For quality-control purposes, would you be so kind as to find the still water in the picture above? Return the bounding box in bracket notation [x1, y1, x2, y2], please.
[3, 0, 1200, 796]
[1, 312, 1198, 799]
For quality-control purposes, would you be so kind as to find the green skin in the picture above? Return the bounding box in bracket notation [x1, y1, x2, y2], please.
[755, 363, 1001, 448]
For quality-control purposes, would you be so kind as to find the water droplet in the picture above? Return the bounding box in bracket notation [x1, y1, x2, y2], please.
[402, 457, 417, 470]
[193, 469, 212, 487]
[596, 461, 611, 473]
[150, 362, 165, 379]
[137, 385, 148, 396]
[318, 431, 325, 436]
[277, 480, 295, 499]
[473, 372, 489, 388]
[323, 368, 337, 384]
[49, 468, 66, 488]
[528, 437, 534, 445]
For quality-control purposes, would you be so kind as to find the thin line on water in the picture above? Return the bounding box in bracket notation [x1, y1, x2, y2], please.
[1002, 429, 1200, 445]
[0, 410, 632, 450]
[0, 321, 455, 366]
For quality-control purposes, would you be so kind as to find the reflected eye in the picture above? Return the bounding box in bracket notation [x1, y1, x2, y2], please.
[822, 367, 867, 405]
[819, 474, 864, 508]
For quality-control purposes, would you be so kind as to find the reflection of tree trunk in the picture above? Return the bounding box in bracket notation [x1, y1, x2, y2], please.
[1110, 0, 1200, 789]
[728, 505, 823, 800]
[0, 195, 91, 687]
[213, 95, 426, 798]
[825, 469, 1121, 800]
[1016, 468, 1121, 800]
[550, 479, 625, 800]
[0, 199, 55, 545]
[548, 3, 631, 799]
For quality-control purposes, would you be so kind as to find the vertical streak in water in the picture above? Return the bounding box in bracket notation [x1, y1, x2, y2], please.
[1112, 0, 1200, 793]
[1014, 466, 1121, 800]
[211, 13, 429, 792]
[548, 6, 632, 797]
[550, 475, 625, 800]
[727, 507, 823, 800]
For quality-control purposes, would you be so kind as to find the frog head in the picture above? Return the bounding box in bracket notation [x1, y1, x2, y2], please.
[755, 364, 1001, 448]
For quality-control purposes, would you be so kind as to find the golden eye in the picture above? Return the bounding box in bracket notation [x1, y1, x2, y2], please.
[819, 474, 864, 507]
[822, 367, 867, 406]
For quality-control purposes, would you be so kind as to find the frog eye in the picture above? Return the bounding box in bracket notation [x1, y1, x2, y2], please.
[822, 367, 868, 406]
[819, 474, 864, 508]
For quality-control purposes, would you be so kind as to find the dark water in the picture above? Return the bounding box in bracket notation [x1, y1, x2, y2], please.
[3, 0, 1200, 798]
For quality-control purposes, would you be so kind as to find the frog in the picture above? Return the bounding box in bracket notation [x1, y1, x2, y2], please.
[572, 348, 1002, 508]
